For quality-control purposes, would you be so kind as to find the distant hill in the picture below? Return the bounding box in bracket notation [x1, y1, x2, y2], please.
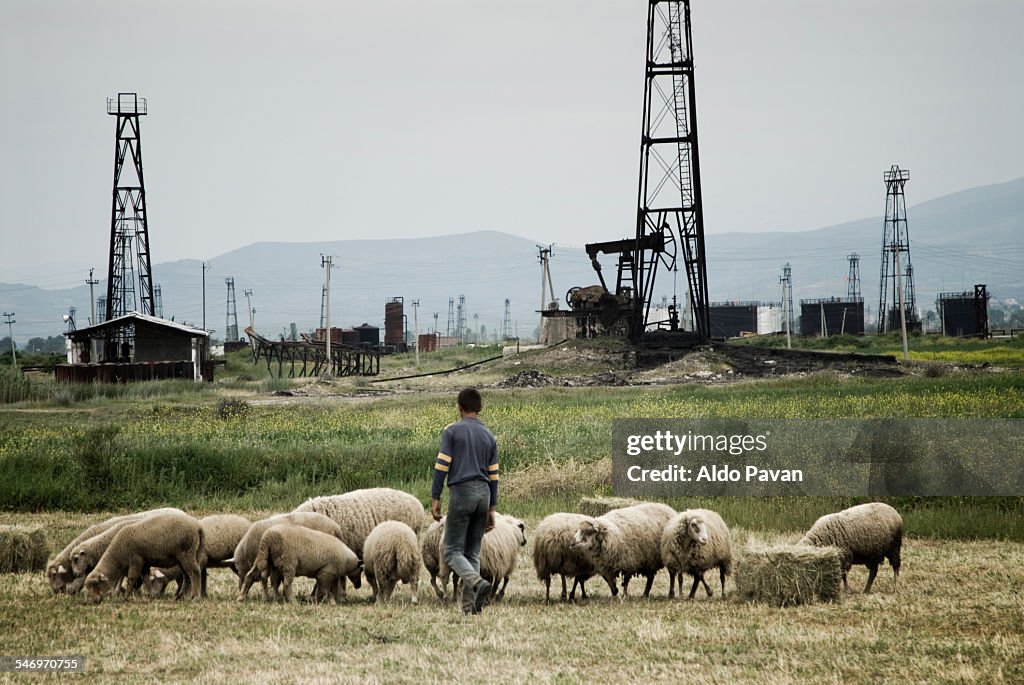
[2, 178, 1022, 344]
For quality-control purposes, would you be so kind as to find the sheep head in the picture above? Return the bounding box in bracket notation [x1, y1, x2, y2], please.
[70, 548, 91, 577]
[84, 572, 110, 604]
[511, 518, 527, 547]
[47, 563, 71, 593]
[685, 516, 709, 545]
[571, 520, 605, 554]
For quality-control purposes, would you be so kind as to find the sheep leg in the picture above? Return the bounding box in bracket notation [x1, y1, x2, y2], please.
[621, 574, 631, 598]
[430, 573, 445, 600]
[495, 576, 508, 601]
[888, 550, 901, 593]
[687, 574, 701, 600]
[313, 572, 333, 603]
[863, 564, 879, 594]
[175, 552, 203, 601]
[281, 571, 296, 603]
[270, 568, 284, 601]
[574, 578, 588, 601]
[667, 571, 676, 599]
[367, 573, 379, 603]
[841, 568, 850, 592]
[642, 573, 655, 598]
[700, 575, 713, 598]
[409, 577, 419, 605]
[719, 565, 727, 598]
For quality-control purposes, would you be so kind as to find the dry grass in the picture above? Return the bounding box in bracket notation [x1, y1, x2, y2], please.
[0, 524, 49, 573]
[576, 495, 642, 517]
[734, 543, 843, 607]
[0, 511, 1021, 683]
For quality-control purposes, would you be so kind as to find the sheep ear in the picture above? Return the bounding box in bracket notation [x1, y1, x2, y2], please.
[153, 569, 165, 579]
[96, 572, 107, 583]
[57, 564, 67, 574]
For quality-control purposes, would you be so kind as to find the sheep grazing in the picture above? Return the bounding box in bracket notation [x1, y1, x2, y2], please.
[238, 524, 362, 604]
[146, 514, 251, 598]
[231, 512, 345, 592]
[363, 521, 422, 604]
[571, 502, 675, 598]
[421, 517, 447, 600]
[46, 507, 180, 594]
[532, 512, 596, 603]
[661, 509, 732, 600]
[293, 488, 426, 560]
[799, 501, 903, 593]
[441, 513, 527, 602]
[83, 510, 204, 604]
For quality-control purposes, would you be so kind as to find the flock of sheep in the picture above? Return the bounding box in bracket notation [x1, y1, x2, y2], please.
[44, 487, 904, 605]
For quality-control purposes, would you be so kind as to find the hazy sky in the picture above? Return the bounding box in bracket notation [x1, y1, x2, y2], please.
[2, 0, 1022, 290]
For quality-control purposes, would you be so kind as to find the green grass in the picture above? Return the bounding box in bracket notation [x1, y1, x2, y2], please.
[2, 372, 1022, 538]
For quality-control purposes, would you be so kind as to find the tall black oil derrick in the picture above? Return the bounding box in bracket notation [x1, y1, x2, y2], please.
[584, 2, 709, 340]
[446, 297, 455, 337]
[105, 93, 154, 321]
[455, 295, 466, 341]
[847, 253, 862, 300]
[225, 277, 239, 342]
[877, 166, 919, 333]
[502, 299, 511, 340]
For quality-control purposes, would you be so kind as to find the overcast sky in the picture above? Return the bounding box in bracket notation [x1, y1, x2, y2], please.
[2, 0, 1022, 290]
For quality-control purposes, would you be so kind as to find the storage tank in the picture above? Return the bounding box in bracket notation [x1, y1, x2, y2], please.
[384, 297, 404, 346]
[757, 303, 783, 335]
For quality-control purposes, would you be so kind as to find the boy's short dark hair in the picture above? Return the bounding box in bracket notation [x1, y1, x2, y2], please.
[458, 387, 483, 413]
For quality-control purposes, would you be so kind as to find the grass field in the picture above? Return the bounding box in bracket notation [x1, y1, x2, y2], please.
[1, 337, 1022, 682]
[0, 510, 1021, 684]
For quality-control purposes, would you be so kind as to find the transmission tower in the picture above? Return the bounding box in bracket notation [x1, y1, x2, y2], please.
[455, 295, 466, 342]
[502, 299, 511, 340]
[97, 296, 107, 322]
[877, 165, 919, 333]
[847, 253, 862, 300]
[225, 277, 239, 342]
[446, 298, 455, 337]
[104, 93, 154, 321]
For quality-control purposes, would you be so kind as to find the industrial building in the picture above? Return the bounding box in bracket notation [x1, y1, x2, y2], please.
[937, 286, 989, 338]
[799, 298, 865, 337]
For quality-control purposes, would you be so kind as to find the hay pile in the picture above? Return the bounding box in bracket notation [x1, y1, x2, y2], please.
[735, 543, 843, 607]
[0, 525, 49, 573]
[578, 496, 642, 517]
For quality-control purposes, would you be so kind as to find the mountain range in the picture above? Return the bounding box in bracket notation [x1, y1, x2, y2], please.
[2, 177, 1022, 344]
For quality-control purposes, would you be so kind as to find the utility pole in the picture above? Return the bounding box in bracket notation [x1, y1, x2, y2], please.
[412, 299, 420, 366]
[243, 289, 254, 333]
[536, 245, 556, 337]
[780, 263, 792, 349]
[202, 262, 211, 332]
[3, 312, 15, 369]
[86, 269, 99, 326]
[321, 255, 333, 374]
[432, 312, 439, 335]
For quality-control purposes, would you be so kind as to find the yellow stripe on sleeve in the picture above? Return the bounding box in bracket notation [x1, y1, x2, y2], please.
[488, 474, 499, 481]
[437, 453, 453, 463]
[435, 464, 450, 472]
[487, 463, 499, 472]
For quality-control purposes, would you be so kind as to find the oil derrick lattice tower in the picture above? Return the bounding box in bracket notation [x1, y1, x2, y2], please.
[847, 253, 861, 300]
[585, 1, 709, 340]
[153, 285, 163, 319]
[225, 277, 239, 342]
[446, 298, 455, 337]
[455, 295, 466, 341]
[105, 93, 154, 321]
[877, 166, 919, 333]
[502, 299, 511, 340]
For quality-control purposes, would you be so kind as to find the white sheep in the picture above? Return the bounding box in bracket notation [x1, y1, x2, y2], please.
[571, 502, 675, 598]
[532, 512, 596, 603]
[46, 507, 180, 594]
[145, 513, 251, 598]
[83, 510, 204, 604]
[661, 509, 732, 600]
[363, 521, 422, 604]
[441, 513, 527, 602]
[799, 501, 903, 593]
[420, 517, 447, 600]
[293, 488, 426, 560]
[238, 523, 362, 603]
[231, 512, 346, 592]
